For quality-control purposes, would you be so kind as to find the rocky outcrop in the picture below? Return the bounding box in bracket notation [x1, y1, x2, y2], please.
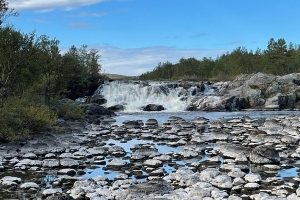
[220, 72, 300, 110]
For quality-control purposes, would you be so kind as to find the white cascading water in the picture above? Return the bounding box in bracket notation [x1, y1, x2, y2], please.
[96, 81, 217, 112]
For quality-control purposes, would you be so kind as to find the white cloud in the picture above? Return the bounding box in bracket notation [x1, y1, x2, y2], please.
[68, 22, 90, 28]
[87, 45, 229, 76]
[7, 0, 107, 11]
[70, 11, 108, 17]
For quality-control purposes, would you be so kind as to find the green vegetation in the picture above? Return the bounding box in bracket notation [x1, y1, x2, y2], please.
[0, 1, 103, 141]
[56, 102, 85, 120]
[0, 96, 57, 142]
[140, 39, 300, 81]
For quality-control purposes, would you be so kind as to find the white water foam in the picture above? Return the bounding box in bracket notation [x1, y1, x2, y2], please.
[98, 81, 204, 112]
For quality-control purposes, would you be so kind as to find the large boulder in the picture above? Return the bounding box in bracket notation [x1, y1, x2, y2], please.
[278, 93, 296, 109]
[107, 104, 125, 112]
[85, 104, 116, 123]
[241, 85, 265, 107]
[86, 94, 107, 105]
[222, 96, 250, 111]
[143, 104, 165, 111]
[246, 73, 276, 89]
[191, 96, 224, 111]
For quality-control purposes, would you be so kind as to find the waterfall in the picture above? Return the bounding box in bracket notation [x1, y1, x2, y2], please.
[96, 80, 216, 112]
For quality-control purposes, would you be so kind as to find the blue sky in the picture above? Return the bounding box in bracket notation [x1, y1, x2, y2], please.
[6, 0, 300, 76]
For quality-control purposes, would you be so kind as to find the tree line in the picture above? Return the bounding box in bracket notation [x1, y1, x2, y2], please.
[0, 26, 102, 105]
[0, 0, 103, 141]
[139, 38, 300, 81]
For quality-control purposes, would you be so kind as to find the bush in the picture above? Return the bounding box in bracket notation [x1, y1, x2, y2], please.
[0, 96, 57, 142]
[56, 102, 85, 120]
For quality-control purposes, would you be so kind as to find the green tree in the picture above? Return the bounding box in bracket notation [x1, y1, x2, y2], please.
[0, 26, 35, 100]
[33, 35, 61, 104]
[265, 38, 288, 75]
[0, 0, 18, 26]
[60, 45, 102, 99]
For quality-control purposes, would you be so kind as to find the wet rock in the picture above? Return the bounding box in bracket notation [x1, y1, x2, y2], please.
[107, 104, 125, 112]
[145, 118, 159, 127]
[86, 94, 107, 105]
[250, 146, 280, 164]
[58, 169, 77, 176]
[143, 104, 165, 111]
[244, 182, 260, 190]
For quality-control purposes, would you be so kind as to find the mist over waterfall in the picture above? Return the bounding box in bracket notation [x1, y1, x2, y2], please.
[96, 81, 218, 112]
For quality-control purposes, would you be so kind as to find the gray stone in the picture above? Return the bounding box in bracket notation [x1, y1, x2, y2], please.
[60, 158, 79, 168]
[43, 159, 60, 168]
[250, 146, 280, 164]
[244, 173, 262, 183]
[20, 182, 39, 189]
[210, 175, 233, 189]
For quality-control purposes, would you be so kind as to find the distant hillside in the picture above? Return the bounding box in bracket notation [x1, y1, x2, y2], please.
[103, 73, 139, 80]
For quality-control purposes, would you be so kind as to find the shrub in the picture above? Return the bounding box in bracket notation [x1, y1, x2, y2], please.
[0, 96, 57, 142]
[56, 102, 85, 120]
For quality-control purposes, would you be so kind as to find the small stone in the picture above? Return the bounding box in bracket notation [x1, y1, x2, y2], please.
[244, 173, 262, 183]
[244, 182, 260, 190]
[20, 182, 39, 189]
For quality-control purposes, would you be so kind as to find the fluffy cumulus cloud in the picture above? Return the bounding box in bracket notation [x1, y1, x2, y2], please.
[91, 45, 228, 76]
[7, 0, 106, 11]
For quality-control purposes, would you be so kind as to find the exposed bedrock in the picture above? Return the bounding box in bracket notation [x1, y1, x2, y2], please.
[220, 72, 300, 110]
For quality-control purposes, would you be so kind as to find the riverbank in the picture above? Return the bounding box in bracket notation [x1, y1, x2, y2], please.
[1, 112, 300, 199]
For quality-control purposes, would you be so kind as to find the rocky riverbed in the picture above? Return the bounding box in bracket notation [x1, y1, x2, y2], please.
[1, 114, 300, 200]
